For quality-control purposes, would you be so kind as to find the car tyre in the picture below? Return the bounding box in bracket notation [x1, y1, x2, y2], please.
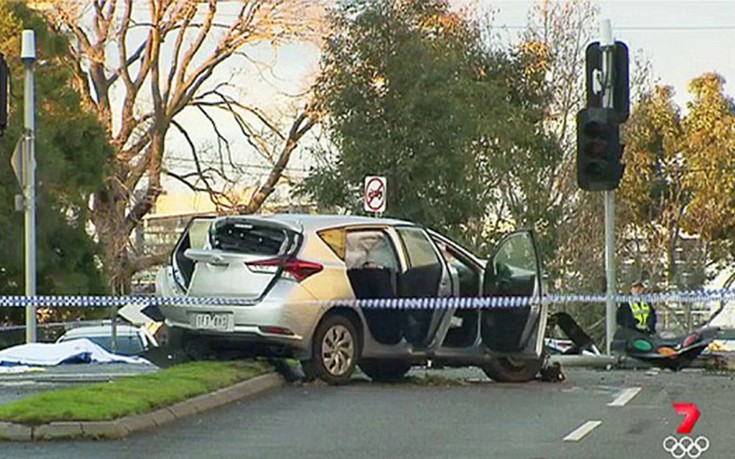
[359, 359, 412, 382]
[310, 314, 360, 385]
[480, 355, 543, 383]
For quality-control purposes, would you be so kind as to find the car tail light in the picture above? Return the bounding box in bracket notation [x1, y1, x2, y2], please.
[247, 257, 323, 282]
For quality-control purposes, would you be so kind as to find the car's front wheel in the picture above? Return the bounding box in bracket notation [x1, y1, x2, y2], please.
[359, 359, 412, 382]
[309, 314, 360, 385]
[480, 355, 543, 383]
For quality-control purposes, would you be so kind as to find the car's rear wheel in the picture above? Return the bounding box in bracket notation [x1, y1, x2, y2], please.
[359, 359, 411, 382]
[480, 355, 543, 383]
[310, 314, 360, 385]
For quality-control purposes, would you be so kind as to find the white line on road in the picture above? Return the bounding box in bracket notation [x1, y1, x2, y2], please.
[607, 387, 642, 407]
[563, 420, 603, 442]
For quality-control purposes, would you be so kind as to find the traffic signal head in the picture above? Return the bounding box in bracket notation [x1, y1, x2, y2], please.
[585, 41, 630, 123]
[576, 107, 624, 191]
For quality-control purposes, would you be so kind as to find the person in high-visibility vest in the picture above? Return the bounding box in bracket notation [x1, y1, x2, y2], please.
[616, 281, 657, 335]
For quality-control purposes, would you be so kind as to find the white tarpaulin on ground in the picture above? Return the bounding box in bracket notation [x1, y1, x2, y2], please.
[0, 339, 151, 366]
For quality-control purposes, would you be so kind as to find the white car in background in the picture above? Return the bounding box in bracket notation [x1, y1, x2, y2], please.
[57, 323, 158, 357]
[157, 214, 548, 384]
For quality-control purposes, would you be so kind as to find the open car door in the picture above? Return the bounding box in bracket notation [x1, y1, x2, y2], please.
[480, 230, 547, 360]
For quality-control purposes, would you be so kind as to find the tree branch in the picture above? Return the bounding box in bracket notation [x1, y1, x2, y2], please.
[241, 109, 317, 213]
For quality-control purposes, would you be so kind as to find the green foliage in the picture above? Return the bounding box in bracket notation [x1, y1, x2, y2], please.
[303, 0, 559, 250]
[0, 3, 111, 301]
[618, 74, 735, 290]
[680, 74, 735, 245]
[307, 0, 485, 232]
[620, 86, 683, 222]
[618, 86, 688, 286]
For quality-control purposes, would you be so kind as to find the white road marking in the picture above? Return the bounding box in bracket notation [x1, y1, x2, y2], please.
[563, 420, 603, 442]
[607, 387, 642, 407]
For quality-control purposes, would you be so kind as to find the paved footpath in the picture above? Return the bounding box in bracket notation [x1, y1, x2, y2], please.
[2, 367, 733, 458]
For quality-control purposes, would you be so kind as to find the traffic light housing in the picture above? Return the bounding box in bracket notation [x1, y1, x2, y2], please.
[585, 41, 630, 123]
[576, 107, 624, 191]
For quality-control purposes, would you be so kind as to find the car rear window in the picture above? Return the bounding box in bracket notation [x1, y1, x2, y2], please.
[210, 219, 289, 256]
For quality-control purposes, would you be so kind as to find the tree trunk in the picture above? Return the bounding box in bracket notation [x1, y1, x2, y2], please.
[93, 200, 133, 296]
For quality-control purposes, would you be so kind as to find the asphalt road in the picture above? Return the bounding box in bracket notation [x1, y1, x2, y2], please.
[3, 366, 735, 459]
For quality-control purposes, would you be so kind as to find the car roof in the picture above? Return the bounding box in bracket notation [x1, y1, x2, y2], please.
[217, 214, 415, 232]
[63, 325, 141, 337]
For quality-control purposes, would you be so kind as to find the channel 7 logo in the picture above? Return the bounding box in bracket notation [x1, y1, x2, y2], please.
[662, 403, 710, 459]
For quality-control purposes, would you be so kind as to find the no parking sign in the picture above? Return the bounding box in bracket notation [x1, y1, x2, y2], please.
[364, 176, 386, 214]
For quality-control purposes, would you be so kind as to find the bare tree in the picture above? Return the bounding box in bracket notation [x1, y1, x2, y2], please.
[43, 0, 324, 293]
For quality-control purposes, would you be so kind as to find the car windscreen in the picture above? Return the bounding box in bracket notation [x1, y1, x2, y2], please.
[209, 219, 290, 256]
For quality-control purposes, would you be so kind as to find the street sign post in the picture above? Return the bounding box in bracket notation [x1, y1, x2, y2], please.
[364, 176, 387, 215]
[22, 30, 37, 344]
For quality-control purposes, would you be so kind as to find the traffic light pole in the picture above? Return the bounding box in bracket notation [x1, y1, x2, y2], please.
[601, 20, 616, 355]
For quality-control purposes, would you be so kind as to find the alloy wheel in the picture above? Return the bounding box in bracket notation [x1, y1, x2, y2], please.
[321, 324, 355, 376]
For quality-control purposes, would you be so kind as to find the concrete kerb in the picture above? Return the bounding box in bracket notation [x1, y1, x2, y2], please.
[0, 372, 285, 441]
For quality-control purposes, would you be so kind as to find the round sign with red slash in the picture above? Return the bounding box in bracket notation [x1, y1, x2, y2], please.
[364, 176, 386, 213]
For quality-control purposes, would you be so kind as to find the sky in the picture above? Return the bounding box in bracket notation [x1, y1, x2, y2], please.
[486, 0, 735, 107]
[257, 0, 735, 112]
[156, 0, 735, 196]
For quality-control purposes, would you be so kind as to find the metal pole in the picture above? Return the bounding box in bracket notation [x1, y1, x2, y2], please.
[22, 30, 37, 343]
[601, 20, 616, 355]
[604, 191, 615, 354]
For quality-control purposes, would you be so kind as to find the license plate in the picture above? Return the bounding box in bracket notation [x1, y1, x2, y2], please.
[193, 313, 232, 331]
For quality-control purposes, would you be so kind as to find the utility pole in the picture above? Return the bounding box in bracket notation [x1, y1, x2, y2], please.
[22, 30, 37, 343]
[600, 20, 616, 355]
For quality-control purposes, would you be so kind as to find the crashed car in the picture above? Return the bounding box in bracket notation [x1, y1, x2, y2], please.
[156, 214, 548, 384]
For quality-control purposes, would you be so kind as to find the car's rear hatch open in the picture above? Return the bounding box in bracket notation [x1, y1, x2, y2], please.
[180, 217, 308, 300]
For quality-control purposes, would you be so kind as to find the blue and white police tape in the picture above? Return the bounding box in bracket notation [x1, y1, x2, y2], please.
[1, 288, 735, 309]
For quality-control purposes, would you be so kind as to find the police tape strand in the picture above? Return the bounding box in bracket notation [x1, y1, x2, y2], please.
[1, 288, 735, 309]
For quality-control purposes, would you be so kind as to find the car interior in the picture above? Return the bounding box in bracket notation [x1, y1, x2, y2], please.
[210, 219, 288, 256]
[480, 235, 539, 353]
[344, 230, 405, 345]
[174, 230, 195, 289]
[341, 229, 443, 347]
[439, 244, 482, 348]
[395, 228, 446, 346]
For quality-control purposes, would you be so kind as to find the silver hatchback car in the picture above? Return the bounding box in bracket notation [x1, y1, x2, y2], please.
[156, 214, 547, 384]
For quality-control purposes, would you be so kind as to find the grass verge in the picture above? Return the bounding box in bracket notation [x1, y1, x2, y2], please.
[0, 360, 271, 425]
